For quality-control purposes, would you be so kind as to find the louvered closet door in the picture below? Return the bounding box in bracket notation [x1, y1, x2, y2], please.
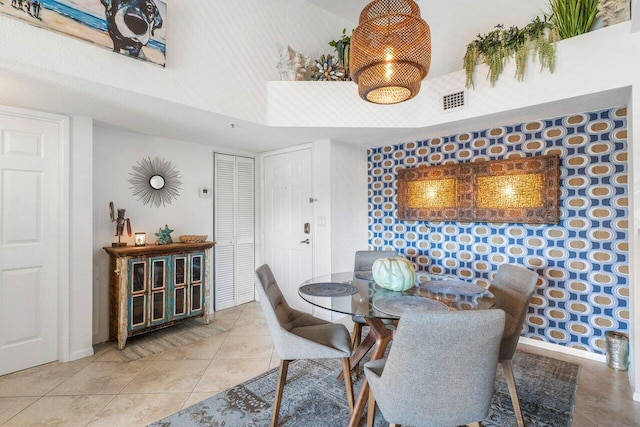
[214, 154, 236, 310]
[214, 154, 255, 310]
[235, 157, 255, 305]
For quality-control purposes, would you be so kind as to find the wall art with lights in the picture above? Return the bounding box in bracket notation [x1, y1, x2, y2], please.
[367, 107, 628, 355]
[397, 154, 560, 224]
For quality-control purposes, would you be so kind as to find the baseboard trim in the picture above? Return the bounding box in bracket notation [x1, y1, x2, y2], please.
[519, 337, 607, 363]
[69, 347, 94, 361]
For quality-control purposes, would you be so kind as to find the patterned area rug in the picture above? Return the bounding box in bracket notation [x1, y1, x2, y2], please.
[150, 350, 578, 427]
[118, 318, 228, 362]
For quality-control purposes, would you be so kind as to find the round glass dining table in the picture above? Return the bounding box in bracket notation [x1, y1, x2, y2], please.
[298, 271, 495, 427]
[298, 271, 495, 319]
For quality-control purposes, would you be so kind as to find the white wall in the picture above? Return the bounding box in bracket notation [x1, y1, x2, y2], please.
[267, 23, 634, 134]
[92, 126, 255, 343]
[330, 141, 368, 272]
[310, 140, 368, 276]
[629, 30, 640, 401]
[312, 140, 332, 279]
[0, 0, 353, 124]
[68, 116, 94, 360]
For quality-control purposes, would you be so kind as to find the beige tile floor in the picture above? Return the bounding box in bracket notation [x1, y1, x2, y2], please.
[1, 301, 639, 426]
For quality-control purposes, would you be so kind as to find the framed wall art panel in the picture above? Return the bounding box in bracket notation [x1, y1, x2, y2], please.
[397, 163, 468, 221]
[472, 154, 560, 224]
[397, 154, 560, 224]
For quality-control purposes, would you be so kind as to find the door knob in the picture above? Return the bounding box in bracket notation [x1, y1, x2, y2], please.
[300, 239, 310, 244]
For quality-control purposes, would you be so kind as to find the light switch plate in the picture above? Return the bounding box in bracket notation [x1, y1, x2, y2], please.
[199, 188, 212, 198]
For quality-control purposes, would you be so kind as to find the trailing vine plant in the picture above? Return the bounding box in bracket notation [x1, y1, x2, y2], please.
[464, 16, 558, 89]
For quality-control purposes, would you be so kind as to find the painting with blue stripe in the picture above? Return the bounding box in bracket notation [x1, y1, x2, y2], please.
[1, 0, 166, 66]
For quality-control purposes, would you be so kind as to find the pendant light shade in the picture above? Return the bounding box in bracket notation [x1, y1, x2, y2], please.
[350, 0, 431, 104]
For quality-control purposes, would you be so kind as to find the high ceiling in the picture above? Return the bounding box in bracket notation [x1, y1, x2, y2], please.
[0, 0, 574, 152]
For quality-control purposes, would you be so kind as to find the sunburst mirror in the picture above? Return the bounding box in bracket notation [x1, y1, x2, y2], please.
[129, 156, 182, 207]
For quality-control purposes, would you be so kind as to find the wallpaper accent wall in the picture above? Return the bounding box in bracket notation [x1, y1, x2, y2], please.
[367, 107, 628, 354]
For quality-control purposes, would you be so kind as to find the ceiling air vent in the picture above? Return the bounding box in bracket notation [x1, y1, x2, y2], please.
[442, 90, 465, 112]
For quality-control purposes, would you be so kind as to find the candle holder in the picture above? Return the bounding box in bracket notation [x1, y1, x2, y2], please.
[134, 232, 146, 246]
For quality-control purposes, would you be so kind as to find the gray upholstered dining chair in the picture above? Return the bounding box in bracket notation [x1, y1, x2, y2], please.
[490, 263, 539, 427]
[254, 264, 354, 427]
[364, 309, 505, 427]
[352, 250, 398, 349]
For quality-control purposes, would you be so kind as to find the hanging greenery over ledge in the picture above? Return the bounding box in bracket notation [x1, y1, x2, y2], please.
[463, 16, 558, 89]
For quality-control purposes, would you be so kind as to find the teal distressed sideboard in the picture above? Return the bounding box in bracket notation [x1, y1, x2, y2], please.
[104, 242, 216, 349]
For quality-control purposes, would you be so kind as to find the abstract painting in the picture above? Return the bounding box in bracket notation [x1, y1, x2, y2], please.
[0, 0, 166, 66]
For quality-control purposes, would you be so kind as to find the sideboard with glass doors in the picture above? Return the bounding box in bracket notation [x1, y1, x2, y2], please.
[104, 242, 215, 349]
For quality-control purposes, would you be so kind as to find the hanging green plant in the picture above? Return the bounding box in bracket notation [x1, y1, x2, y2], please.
[464, 16, 557, 89]
[549, 0, 599, 40]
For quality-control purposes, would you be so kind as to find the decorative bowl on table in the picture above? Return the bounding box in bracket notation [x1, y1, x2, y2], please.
[178, 235, 208, 243]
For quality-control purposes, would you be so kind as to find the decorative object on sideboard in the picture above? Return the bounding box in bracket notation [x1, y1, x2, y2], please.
[109, 201, 131, 247]
[155, 224, 174, 245]
[0, 0, 167, 66]
[597, 0, 631, 27]
[350, 0, 431, 104]
[277, 45, 310, 81]
[129, 156, 182, 207]
[464, 16, 556, 89]
[397, 154, 561, 224]
[329, 28, 352, 80]
[179, 235, 208, 243]
[310, 54, 346, 81]
[134, 232, 146, 246]
[549, 0, 599, 39]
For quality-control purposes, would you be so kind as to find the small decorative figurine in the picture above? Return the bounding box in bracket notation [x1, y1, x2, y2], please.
[155, 224, 174, 245]
[109, 202, 131, 247]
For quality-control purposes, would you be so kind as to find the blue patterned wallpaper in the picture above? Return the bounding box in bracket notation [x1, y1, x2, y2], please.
[367, 107, 628, 354]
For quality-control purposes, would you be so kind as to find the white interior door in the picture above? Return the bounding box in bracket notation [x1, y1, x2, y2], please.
[0, 113, 60, 375]
[263, 149, 313, 313]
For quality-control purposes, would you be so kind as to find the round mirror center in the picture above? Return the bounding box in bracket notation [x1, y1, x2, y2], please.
[149, 175, 165, 190]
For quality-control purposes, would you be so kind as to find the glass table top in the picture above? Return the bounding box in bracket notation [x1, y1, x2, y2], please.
[298, 272, 495, 320]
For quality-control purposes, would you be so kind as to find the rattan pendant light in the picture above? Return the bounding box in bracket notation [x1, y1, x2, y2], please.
[350, 0, 431, 104]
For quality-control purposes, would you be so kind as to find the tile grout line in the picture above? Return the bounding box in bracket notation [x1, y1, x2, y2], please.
[83, 394, 119, 427]
[0, 396, 42, 427]
[188, 308, 240, 397]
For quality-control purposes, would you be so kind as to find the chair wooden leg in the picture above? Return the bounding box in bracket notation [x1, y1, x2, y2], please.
[347, 318, 394, 427]
[351, 322, 363, 378]
[351, 322, 362, 349]
[367, 387, 376, 427]
[466, 423, 482, 427]
[271, 359, 290, 427]
[501, 360, 525, 427]
[389, 424, 401, 427]
[342, 357, 354, 411]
